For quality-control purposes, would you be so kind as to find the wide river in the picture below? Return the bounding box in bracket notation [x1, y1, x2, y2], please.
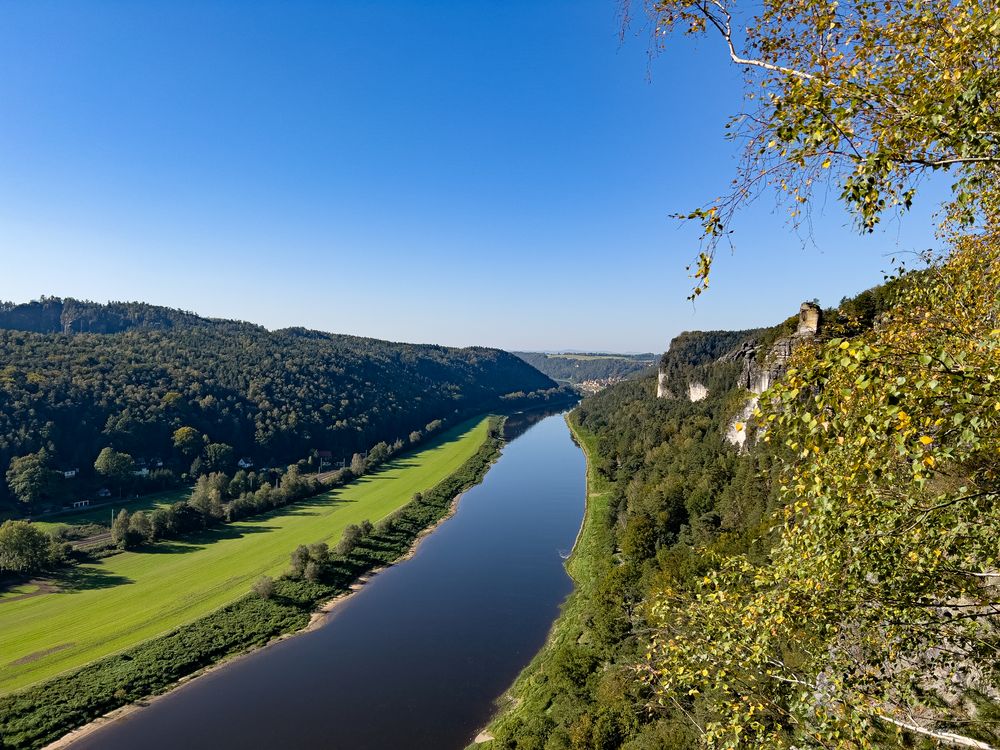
[70, 410, 585, 750]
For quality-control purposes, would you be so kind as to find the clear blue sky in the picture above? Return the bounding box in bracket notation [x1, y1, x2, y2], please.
[0, 1, 943, 352]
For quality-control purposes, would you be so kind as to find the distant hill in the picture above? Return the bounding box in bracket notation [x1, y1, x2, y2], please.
[512, 351, 656, 386]
[0, 298, 561, 506]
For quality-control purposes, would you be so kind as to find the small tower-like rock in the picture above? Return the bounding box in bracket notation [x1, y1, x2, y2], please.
[797, 301, 822, 337]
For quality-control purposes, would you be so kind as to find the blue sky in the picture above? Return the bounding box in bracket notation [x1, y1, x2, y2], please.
[0, 1, 943, 352]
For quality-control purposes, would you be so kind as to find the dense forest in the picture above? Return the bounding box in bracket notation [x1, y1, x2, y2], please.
[0, 298, 560, 510]
[513, 353, 655, 386]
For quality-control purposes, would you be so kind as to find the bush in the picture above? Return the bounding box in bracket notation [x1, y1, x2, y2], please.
[251, 576, 274, 599]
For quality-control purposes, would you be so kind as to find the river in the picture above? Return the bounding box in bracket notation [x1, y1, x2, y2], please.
[69, 410, 585, 750]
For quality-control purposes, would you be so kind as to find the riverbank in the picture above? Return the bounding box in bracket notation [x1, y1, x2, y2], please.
[1, 417, 491, 695]
[472, 410, 614, 747]
[1, 417, 505, 750]
[44, 486, 478, 750]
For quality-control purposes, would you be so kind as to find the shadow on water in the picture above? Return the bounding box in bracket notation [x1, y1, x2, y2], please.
[503, 405, 575, 441]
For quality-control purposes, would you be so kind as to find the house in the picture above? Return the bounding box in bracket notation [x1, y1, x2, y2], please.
[96, 488, 111, 498]
[62, 468, 79, 479]
[237, 457, 254, 469]
[72, 499, 90, 509]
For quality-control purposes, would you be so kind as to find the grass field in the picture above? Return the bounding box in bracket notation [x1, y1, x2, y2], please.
[28, 488, 192, 536]
[0, 417, 489, 695]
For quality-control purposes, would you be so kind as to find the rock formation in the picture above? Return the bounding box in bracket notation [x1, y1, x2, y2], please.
[656, 371, 671, 399]
[724, 302, 821, 448]
[688, 382, 709, 402]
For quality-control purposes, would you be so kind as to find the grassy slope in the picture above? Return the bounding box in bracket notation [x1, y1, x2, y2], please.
[0, 418, 488, 695]
[479, 412, 612, 744]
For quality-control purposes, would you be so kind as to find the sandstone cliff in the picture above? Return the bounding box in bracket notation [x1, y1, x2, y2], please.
[654, 302, 822, 449]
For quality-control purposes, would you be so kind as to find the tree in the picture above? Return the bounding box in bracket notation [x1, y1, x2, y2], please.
[304, 561, 321, 583]
[644, 244, 1000, 748]
[368, 441, 390, 466]
[350, 453, 366, 475]
[289, 544, 310, 578]
[336, 524, 363, 556]
[307, 542, 329, 566]
[172, 426, 202, 457]
[189, 473, 225, 520]
[230, 469, 250, 497]
[94, 447, 135, 495]
[251, 575, 274, 599]
[634, 0, 1000, 296]
[6, 450, 60, 507]
[409, 430, 422, 444]
[128, 510, 153, 543]
[0, 520, 51, 573]
[149, 507, 173, 540]
[202, 443, 234, 474]
[110, 509, 136, 549]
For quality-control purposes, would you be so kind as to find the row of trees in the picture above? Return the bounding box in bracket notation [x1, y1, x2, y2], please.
[107, 422, 431, 551]
[3, 418, 453, 512]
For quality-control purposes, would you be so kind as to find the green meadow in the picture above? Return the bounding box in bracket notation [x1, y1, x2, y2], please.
[0, 417, 489, 695]
[28, 488, 192, 536]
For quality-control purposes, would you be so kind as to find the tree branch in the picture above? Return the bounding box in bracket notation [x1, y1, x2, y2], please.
[877, 713, 997, 750]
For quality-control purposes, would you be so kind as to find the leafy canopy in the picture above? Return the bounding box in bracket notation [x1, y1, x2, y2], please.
[644, 238, 1000, 748]
[630, 0, 1000, 296]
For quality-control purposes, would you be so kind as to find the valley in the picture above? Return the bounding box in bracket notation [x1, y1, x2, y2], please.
[1, 418, 489, 694]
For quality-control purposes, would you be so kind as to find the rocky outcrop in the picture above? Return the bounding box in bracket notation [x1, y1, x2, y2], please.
[656, 371, 671, 399]
[653, 303, 821, 448]
[724, 302, 821, 448]
[736, 302, 821, 396]
[688, 382, 708, 402]
[655, 328, 765, 400]
[725, 397, 758, 450]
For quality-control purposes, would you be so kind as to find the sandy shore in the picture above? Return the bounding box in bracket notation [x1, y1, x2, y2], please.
[43, 490, 470, 750]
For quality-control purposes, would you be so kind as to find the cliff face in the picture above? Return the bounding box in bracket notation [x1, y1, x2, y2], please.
[655, 328, 765, 402]
[733, 302, 821, 396]
[654, 302, 822, 448]
[725, 302, 821, 448]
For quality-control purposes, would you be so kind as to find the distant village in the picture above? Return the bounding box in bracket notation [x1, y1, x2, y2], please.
[576, 376, 628, 395]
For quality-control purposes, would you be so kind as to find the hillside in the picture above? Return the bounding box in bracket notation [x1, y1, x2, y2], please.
[512, 352, 655, 388]
[0, 298, 560, 509]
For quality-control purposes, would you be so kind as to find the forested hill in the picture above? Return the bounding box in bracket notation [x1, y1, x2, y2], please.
[0, 298, 559, 507]
[0, 297, 210, 334]
[513, 352, 655, 385]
